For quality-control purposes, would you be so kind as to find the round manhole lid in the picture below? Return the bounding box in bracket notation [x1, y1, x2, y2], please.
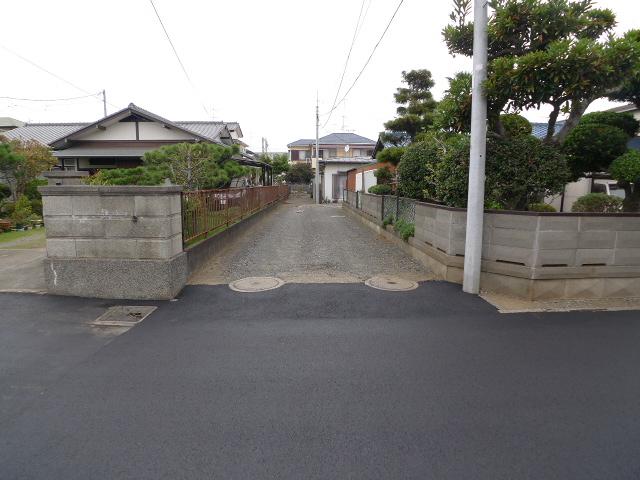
[229, 276, 285, 293]
[364, 275, 418, 292]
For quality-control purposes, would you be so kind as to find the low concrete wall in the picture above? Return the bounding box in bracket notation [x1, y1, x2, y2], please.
[40, 185, 187, 300]
[345, 193, 640, 300]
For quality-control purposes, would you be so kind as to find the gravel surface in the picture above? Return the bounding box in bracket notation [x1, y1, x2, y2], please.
[190, 194, 431, 284]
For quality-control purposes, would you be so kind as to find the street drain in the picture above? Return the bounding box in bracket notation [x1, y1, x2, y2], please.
[229, 276, 285, 293]
[365, 275, 418, 292]
[90, 306, 157, 327]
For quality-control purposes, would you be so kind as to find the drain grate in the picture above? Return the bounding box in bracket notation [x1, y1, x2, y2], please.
[90, 306, 157, 327]
[365, 275, 419, 292]
[229, 276, 285, 293]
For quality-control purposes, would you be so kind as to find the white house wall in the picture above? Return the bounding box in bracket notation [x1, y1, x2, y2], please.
[138, 122, 194, 140]
[81, 122, 136, 141]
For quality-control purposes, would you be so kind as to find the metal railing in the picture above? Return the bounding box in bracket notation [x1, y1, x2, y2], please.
[181, 185, 289, 246]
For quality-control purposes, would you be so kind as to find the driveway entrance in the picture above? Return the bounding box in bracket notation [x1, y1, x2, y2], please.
[189, 193, 430, 285]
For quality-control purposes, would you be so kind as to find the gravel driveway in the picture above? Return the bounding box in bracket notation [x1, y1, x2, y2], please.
[189, 194, 430, 284]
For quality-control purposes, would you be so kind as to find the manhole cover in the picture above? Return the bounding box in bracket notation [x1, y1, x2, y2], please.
[364, 275, 418, 292]
[90, 306, 157, 327]
[229, 276, 285, 293]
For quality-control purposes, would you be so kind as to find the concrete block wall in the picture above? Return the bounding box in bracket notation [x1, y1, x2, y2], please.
[346, 192, 640, 299]
[360, 193, 383, 220]
[39, 185, 187, 300]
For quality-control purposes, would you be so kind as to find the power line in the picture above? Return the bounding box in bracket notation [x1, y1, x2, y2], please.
[322, 0, 405, 118]
[148, 0, 209, 117]
[323, 0, 368, 129]
[0, 93, 101, 102]
[0, 43, 116, 109]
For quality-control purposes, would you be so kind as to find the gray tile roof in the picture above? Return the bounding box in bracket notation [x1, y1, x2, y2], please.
[531, 121, 565, 139]
[287, 138, 315, 147]
[288, 132, 376, 148]
[319, 132, 376, 145]
[175, 122, 229, 142]
[2, 123, 87, 144]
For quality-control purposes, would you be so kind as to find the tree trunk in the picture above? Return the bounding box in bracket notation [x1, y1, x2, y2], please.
[545, 104, 561, 143]
[553, 99, 591, 145]
[622, 182, 640, 212]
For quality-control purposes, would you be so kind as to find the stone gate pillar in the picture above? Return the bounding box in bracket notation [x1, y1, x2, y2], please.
[38, 185, 187, 300]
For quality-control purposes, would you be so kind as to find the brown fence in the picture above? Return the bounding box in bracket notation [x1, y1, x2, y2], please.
[182, 185, 289, 246]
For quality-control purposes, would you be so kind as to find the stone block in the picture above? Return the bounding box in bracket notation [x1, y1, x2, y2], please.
[613, 248, 640, 266]
[564, 278, 605, 299]
[43, 216, 75, 237]
[535, 249, 576, 267]
[42, 196, 73, 216]
[105, 217, 172, 238]
[451, 224, 466, 243]
[46, 238, 76, 258]
[170, 194, 182, 215]
[602, 277, 640, 298]
[575, 249, 614, 266]
[530, 279, 567, 300]
[580, 217, 640, 232]
[537, 230, 579, 250]
[73, 218, 107, 237]
[492, 227, 536, 249]
[492, 244, 534, 266]
[616, 231, 640, 248]
[171, 234, 183, 256]
[578, 230, 616, 249]
[492, 214, 538, 231]
[134, 195, 173, 216]
[72, 195, 133, 216]
[538, 216, 579, 231]
[44, 253, 188, 300]
[75, 239, 138, 259]
[481, 272, 532, 299]
[136, 239, 173, 259]
[451, 211, 466, 225]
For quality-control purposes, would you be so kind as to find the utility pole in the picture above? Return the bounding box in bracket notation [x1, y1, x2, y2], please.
[102, 89, 107, 117]
[462, 0, 489, 294]
[315, 93, 321, 204]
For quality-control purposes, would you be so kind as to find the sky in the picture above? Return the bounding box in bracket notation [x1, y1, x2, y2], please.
[1, 0, 638, 152]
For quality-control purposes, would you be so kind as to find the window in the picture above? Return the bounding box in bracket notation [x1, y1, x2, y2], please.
[327, 148, 337, 158]
[299, 150, 307, 160]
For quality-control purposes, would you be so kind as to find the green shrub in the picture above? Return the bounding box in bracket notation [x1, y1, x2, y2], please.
[501, 114, 532, 137]
[85, 167, 165, 186]
[428, 134, 471, 207]
[610, 150, 640, 183]
[572, 193, 623, 213]
[0, 183, 11, 200]
[374, 166, 394, 184]
[579, 112, 639, 138]
[30, 198, 43, 216]
[394, 219, 415, 241]
[24, 179, 47, 200]
[383, 215, 394, 227]
[528, 202, 557, 212]
[376, 146, 405, 166]
[1, 200, 15, 217]
[368, 184, 392, 195]
[397, 137, 441, 200]
[11, 195, 33, 227]
[563, 123, 629, 178]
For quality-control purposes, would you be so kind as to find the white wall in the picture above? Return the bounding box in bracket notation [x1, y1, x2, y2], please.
[82, 122, 136, 140]
[354, 170, 376, 192]
[138, 122, 194, 140]
[547, 177, 591, 212]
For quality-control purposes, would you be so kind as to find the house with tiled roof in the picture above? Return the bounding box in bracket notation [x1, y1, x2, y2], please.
[287, 132, 376, 201]
[1, 104, 270, 182]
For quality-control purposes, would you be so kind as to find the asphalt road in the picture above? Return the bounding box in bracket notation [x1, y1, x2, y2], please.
[2, 284, 640, 479]
[189, 194, 429, 284]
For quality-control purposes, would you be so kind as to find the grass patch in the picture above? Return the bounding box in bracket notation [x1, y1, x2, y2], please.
[0, 228, 46, 249]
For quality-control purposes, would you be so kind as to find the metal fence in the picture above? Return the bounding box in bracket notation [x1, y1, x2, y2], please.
[346, 190, 416, 224]
[182, 185, 289, 246]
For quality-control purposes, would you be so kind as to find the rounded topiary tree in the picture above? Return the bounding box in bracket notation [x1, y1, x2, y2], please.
[572, 193, 623, 213]
[376, 146, 405, 166]
[500, 114, 532, 138]
[562, 123, 629, 179]
[609, 150, 640, 212]
[579, 112, 640, 138]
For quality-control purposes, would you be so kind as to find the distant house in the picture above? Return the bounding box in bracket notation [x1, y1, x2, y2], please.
[2, 103, 272, 184]
[0, 117, 25, 133]
[287, 132, 376, 201]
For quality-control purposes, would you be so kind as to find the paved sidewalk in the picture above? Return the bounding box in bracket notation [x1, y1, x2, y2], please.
[189, 194, 430, 284]
[0, 248, 46, 292]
